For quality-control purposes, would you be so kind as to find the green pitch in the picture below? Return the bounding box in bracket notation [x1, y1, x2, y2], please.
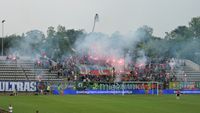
[0, 95, 199, 113]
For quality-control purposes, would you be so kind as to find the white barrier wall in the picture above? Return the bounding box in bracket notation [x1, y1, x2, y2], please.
[185, 59, 200, 71]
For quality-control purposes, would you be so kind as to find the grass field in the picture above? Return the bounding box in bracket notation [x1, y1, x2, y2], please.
[0, 95, 199, 113]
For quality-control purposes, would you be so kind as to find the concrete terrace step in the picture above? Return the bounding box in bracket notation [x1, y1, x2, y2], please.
[0, 62, 34, 65]
[0, 59, 59, 81]
[0, 78, 63, 81]
[176, 73, 200, 76]
[0, 75, 58, 78]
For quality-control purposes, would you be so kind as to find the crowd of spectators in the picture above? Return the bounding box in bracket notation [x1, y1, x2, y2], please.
[34, 54, 184, 83]
[126, 58, 177, 82]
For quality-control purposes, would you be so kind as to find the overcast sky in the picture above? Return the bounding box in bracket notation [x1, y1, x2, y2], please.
[0, 0, 200, 37]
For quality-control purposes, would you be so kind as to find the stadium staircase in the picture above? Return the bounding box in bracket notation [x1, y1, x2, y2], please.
[175, 60, 200, 81]
[0, 59, 62, 81]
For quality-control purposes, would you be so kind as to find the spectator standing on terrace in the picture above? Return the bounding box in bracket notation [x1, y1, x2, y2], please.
[8, 104, 13, 113]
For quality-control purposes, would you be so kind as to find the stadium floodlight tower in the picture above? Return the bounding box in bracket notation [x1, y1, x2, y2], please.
[92, 13, 99, 32]
[1, 20, 5, 56]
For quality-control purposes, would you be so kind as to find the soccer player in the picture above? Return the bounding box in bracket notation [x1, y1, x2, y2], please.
[176, 89, 181, 100]
[8, 104, 13, 113]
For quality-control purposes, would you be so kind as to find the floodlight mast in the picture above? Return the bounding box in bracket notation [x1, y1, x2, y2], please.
[92, 14, 99, 32]
[1, 20, 5, 56]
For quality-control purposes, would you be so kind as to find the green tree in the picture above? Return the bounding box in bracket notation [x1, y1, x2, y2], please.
[165, 26, 192, 41]
[189, 17, 200, 38]
[47, 26, 56, 38]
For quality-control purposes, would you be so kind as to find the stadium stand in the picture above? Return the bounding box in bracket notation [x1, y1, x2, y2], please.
[0, 59, 62, 81]
[175, 60, 200, 81]
[0, 57, 199, 82]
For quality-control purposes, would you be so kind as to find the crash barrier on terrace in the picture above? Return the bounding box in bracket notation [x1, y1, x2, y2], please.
[1, 81, 200, 95]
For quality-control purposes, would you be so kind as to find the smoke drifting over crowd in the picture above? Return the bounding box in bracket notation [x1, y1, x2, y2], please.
[6, 30, 45, 60]
[4, 16, 200, 68]
[74, 30, 149, 71]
